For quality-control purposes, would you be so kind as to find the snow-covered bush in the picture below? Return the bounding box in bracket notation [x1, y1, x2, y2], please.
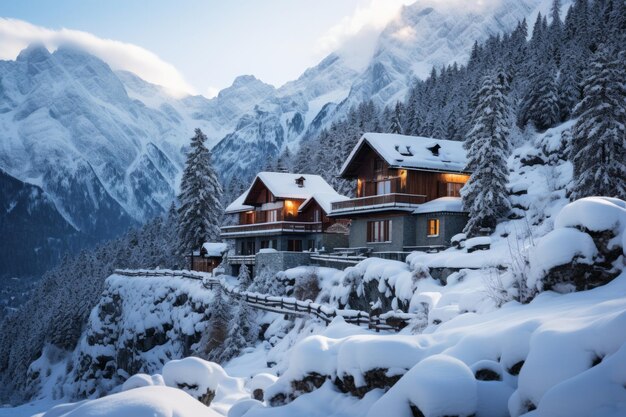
[162, 357, 227, 405]
[292, 267, 321, 301]
[249, 267, 284, 296]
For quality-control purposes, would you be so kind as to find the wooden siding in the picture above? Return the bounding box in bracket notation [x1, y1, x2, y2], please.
[353, 146, 469, 202]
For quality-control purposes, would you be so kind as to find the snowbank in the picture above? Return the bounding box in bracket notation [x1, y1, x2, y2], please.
[38, 386, 221, 417]
[121, 374, 164, 391]
[261, 271, 626, 416]
[366, 354, 477, 417]
[528, 228, 598, 288]
[554, 197, 626, 234]
[162, 357, 227, 400]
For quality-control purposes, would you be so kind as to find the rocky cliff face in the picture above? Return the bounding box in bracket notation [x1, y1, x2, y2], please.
[48, 274, 214, 399]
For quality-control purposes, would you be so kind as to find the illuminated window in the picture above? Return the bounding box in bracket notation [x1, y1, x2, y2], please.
[427, 219, 440, 237]
[446, 183, 463, 197]
[367, 220, 392, 243]
[399, 169, 407, 191]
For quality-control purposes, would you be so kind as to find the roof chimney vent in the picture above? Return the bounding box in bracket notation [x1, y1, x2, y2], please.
[295, 176, 306, 188]
[427, 144, 441, 156]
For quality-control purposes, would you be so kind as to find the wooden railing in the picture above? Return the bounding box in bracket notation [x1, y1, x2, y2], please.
[114, 269, 416, 332]
[221, 221, 322, 236]
[331, 193, 427, 212]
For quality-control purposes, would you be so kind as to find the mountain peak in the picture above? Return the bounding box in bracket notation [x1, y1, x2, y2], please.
[232, 74, 264, 87]
[16, 43, 51, 63]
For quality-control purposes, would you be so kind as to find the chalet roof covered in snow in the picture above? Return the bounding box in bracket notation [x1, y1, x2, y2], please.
[340, 133, 469, 177]
[413, 197, 466, 214]
[224, 172, 347, 214]
[200, 242, 228, 257]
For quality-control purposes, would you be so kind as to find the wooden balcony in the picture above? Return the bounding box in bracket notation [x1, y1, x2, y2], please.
[221, 221, 323, 237]
[330, 193, 427, 214]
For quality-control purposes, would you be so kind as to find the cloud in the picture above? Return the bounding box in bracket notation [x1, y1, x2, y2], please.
[315, 0, 414, 70]
[0, 17, 195, 97]
[205, 86, 220, 99]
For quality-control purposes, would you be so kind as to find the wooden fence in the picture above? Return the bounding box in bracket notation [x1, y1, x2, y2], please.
[114, 269, 415, 332]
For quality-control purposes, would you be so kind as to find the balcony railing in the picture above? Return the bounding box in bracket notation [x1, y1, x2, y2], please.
[221, 221, 323, 237]
[331, 193, 427, 213]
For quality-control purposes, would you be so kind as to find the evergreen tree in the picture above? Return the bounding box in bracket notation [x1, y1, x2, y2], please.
[205, 285, 231, 362]
[570, 46, 626, 200]
[557, 66, 580, 121]
[519, 65, 560, 130]
[219, 300, 257, 362]
[389, 101, 404, 134]
[177, 129, 223, 256]
[462, 71, 512, 236]
[237, 264, 252, 289]
[276, 147, 293, 172]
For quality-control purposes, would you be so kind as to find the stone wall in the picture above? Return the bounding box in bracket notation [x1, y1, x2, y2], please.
[255, 251, 312, 273]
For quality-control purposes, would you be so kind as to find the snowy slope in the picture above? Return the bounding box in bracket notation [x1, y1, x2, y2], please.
[338, 0, 572, 110]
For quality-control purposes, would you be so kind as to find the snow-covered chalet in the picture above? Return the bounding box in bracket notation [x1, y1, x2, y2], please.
[328, 133, 471, 259]
[221, 172, 350, 275]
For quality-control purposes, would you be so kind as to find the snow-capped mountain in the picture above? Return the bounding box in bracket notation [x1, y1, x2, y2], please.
[211, 0, 570, 181]
[0, 0, 564, 279]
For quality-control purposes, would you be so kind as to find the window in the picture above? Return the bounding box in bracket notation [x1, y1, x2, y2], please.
[313, 209, 321, 222]
[287, 239, 302, 252]
[427, 219, 440, 237]
[446, 182, 463, 197]
[367, 220, 392, 243]
[307, 239, 316, 251]
[241, 241, 256, 255]
[374, 158, 384, 174]
[376, 179, 391, 195]
[261, 239, 278, 249]
[267, 209, 277, 223]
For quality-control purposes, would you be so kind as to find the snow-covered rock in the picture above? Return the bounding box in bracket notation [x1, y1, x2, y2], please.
[38, 385, 221, 417]
[162, 358, 228, 405]
[366, 354, 477, 417]
[121, 374, 164, 391]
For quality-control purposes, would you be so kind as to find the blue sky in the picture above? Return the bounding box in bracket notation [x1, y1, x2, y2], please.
[0, 0, 413, 97]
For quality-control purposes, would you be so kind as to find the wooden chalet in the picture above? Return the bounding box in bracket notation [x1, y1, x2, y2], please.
[329, 133, 471, 256]
[190, 242, 228, 273]
[221, 172, 349, 274]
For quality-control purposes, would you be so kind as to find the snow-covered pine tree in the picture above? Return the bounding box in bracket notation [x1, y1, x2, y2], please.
[205, 285, 231, 362]
[177, 128, 223, 257]
[275, 147, 293, 173]
[219, 300, 257, 362]
[462, 70, 512, 236]
[389, 102, 404, 134]
[248, 266, 284, 296]
[557, 65, 580, 121]
[570, 46, 626, 200]
[519, 63, 560, 130]
[237, 264, 252, 289]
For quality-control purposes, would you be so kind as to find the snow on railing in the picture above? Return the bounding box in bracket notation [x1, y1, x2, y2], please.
[114, 269, 415, 332]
